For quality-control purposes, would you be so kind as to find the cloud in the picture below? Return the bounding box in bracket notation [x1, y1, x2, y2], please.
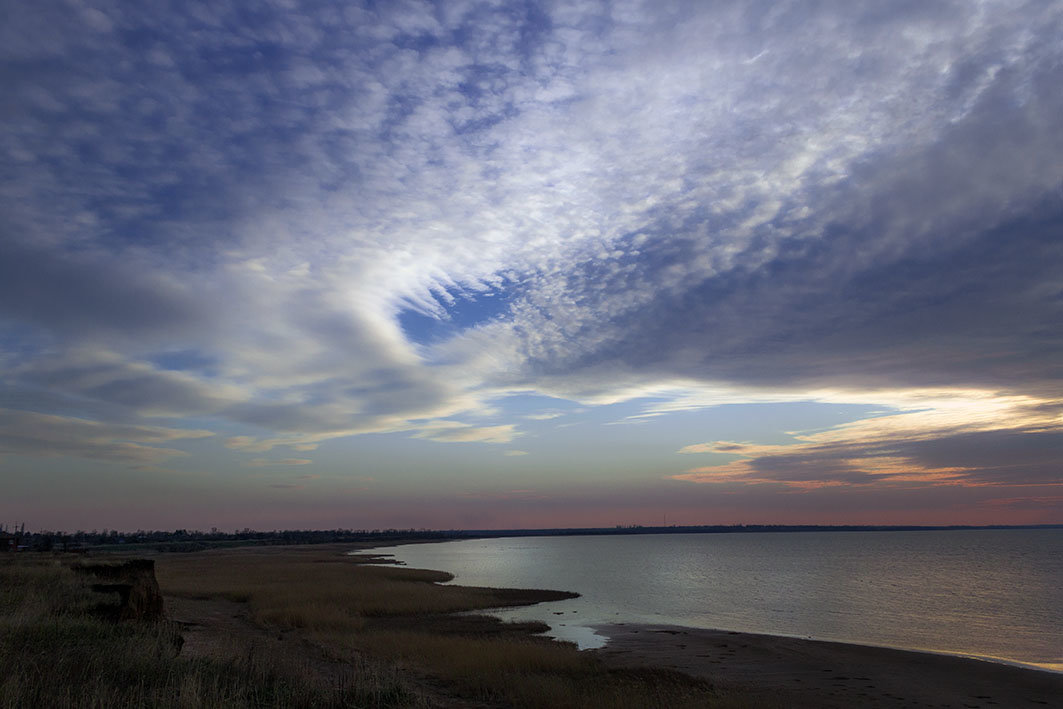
[433, 1, 1063, 403]
[0, 408, 212, 465]
[504, 450, 529, 456]
[2, 0, 1061, 478]
[245, 458, 313, 467]
[0, 239, 205, 344]
[224, 437, 258, 450]
[2, 0, 547, 453]
[412, 422, 519, 444]
[13, 350, 240, 417]
[672, 393, 1063, 491]
[679, 442, 736, 454]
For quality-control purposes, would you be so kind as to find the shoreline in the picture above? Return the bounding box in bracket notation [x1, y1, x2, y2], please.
[361, 541, 1062, 705]
[591, 622, 1063, 675]
[153, 544, 727, 706]
[591, 622, 1062, 708]
[368, 536, 1062, 669]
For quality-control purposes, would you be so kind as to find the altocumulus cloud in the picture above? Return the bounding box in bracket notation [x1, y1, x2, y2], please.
[1, 0, 1061, 489]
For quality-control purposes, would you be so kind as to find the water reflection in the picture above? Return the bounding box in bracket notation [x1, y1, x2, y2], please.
[368, 529, 1063, 668]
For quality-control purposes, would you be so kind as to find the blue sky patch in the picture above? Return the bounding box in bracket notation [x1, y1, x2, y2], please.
[398, 285, 517, 345]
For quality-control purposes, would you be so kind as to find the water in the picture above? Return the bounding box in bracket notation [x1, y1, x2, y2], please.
[367, 529, 1063, 671]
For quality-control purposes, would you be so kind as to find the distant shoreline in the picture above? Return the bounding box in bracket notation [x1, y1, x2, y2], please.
[22, 523, 1061, 554]
[442, 523, 1063, 539]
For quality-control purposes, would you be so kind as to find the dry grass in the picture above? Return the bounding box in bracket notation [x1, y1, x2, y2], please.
[153, 544, 736, 708]
[156, 545, 574, 628]
[2, 546, 738, 708]
[323, 629, 725, 709]
[0, 554, 421, 708]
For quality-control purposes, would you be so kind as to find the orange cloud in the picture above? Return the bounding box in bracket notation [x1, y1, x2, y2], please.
[672, 391, 1063, 493]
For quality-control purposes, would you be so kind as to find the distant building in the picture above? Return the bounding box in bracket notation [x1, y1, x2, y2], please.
[0, 523, 25, 552]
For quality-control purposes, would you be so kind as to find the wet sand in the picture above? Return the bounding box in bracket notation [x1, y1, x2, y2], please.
[593, 624, 1062, 709]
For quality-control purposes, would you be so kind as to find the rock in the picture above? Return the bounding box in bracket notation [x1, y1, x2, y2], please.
[74, 559, 165, 622]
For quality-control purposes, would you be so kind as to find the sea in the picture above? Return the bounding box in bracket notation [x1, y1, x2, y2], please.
[366, 528, 1063, 671]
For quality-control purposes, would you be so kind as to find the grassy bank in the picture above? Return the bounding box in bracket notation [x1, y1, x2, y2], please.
[0, 554, 418, 708]
[3, 546, 737, 708]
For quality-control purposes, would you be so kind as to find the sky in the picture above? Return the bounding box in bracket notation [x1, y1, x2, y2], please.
[2, 0, 1061, 532]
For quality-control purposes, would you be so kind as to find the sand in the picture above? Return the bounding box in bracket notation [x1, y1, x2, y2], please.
[592, 624, 1062, 709]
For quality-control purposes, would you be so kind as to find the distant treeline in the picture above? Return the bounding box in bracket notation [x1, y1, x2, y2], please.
[7, 523, 1059, 553]
[7, 527, 453, 553]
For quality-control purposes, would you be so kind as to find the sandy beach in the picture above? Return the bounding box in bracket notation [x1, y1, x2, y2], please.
[592, 624, 1062, 709]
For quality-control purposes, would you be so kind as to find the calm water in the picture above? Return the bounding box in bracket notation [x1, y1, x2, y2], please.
[368, 529, 1063, 670]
